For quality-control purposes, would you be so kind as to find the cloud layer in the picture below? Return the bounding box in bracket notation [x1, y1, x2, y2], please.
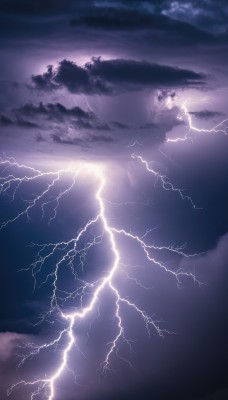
[32, 58, 205, 95]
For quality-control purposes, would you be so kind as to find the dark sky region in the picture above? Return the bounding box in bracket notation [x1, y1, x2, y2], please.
[1, 1, 228, 399]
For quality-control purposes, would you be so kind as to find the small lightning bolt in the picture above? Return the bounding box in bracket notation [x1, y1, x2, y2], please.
[0, 155, 200, 400]
[126, 140, 144, 148]
[131, 154, 198, 208]
[167, 101, 228, 143]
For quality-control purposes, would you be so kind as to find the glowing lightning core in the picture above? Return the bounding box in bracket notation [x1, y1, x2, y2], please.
[0, 156, 199, 400]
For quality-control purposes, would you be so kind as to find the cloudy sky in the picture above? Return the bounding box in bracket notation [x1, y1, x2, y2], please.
[1, 1, 228, 399]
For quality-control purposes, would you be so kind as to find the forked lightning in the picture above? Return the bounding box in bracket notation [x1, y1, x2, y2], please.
[0, 156, 198, 400]
[2, 99, 226, 399]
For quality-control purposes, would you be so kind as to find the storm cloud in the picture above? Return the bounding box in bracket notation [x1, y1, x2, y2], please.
[189, 110, 224, 119]
[32, 58, 205, 95]
[1, 1, 228, 400]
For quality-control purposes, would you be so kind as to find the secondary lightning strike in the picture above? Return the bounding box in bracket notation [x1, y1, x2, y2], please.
[131, 154, 198, 208]
[126, 140, 143, 148]
[166, 101, 228, 143]
[0, 156, 200, 400]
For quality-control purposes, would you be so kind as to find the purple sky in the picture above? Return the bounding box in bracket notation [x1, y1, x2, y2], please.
[1, 1, 228, 400]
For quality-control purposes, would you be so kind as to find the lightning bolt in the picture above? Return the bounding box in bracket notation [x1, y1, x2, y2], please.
[0, 154, 200, 400]
[131, 154, 198, 208]
[167, 101, 228, 143]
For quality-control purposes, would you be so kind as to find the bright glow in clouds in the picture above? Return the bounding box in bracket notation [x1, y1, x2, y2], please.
[167, 101, 228, 143]
[1, 101, 227, 399]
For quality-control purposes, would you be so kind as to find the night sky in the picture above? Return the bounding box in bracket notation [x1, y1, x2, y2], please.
[1, 1, 228, 399]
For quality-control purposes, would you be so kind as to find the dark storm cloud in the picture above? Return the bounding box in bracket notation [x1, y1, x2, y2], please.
[140, 122, 157, 130]
[16, 119, 39, 128]
[0, 114, 39, 129]
[86, 58, 204, 86]
[50, 133, 85, 147]
[1, 0, 226, 39]
[106, 0, 228, 25]
[70, 6, 216, 44]
[189, 110, 224, 119]
[10, 101, 118, 147]
[15, 102, 98, 124]
[159, 0, 228, 34]
[32, 61, 110, 94]
[110, 121, 129, 129]
[51, 131, 114, 146]
[0, 115, 13, 125]
[0, 95, 184, 157]
[32, 58, 205, 95]
[156, 89, 176, 103]
[0, 0, 91, 16]
[7, 102, 113, 131]
[30, 66, 55, 91]
[0, 0, 226, 56]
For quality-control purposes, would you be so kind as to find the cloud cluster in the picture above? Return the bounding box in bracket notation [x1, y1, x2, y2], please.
[0, 98, 184, 153]
[1, 0, 227, 38]
[32, 58, 205, 95]
[0, 101, 114, 130]
[15, 102, 111, 130]
[0, 113, 39, 129]
[70, 5, 218, 46]
[189, 110, 224, 119]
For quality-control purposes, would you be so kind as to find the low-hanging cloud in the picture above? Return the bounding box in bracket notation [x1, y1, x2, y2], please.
[31, 58, 205, 95]
[189, 110, 224, 119]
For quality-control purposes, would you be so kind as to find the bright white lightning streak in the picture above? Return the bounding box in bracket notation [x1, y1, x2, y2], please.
[0, 156, 200, 400]
[131, 154, 198, 208]
[167, 101, 228, 143]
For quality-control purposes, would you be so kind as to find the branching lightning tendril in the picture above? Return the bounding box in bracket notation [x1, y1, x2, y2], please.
[167, 101, 228, 143]
[1, 101, 226, 399]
